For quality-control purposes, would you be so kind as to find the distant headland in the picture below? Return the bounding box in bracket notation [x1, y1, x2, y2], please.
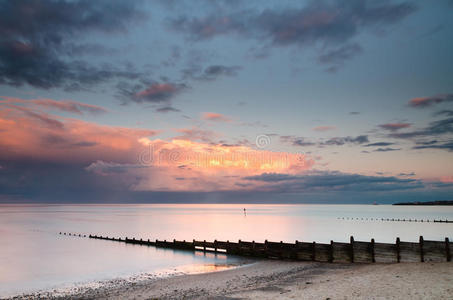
[393, 200, 453, 206]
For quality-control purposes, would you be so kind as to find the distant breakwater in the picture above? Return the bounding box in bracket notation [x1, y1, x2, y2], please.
[337, 217, 453, 223]
[60, 232, 452, 263]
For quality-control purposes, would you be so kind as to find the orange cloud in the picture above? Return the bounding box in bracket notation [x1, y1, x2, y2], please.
[1, 99, 314, 192]
[86, 138, 314, 192]
[0, 102, 158, 164]
[202, 112, 232, 122]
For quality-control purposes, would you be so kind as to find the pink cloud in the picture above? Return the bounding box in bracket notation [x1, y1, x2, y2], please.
[31, 99, 107, 114]
[312, 125, 336, 132]
[409, 94, 453, 108]
[379, 123, 411, 131]
[175, 127, 220, 143]
[0, 96, 107, 115]
[439, 176, 453, 183]
[134, 83, 186, 103]
[0, 98, 315, 193]
[0, 103, 158, 164]
[201, 112, 232, 122]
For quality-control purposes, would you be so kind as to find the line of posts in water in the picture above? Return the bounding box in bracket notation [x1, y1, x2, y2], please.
[337, 217, 452, 223]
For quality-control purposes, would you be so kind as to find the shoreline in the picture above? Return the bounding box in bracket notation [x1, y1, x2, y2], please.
[2, 260, 253, 300]
[7, 260, 453, 299]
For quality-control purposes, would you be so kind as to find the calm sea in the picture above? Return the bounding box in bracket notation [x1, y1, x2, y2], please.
[1, 204, 452, 297]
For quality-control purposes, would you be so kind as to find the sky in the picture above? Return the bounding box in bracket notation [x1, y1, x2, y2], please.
[0, 0, 452, 204]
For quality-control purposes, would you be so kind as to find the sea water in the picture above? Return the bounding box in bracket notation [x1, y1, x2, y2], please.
[1, 203, 452, 297]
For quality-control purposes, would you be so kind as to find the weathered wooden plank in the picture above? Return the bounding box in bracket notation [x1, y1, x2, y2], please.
[353, 241, 373, 263]
[423, 240, 446, 262]
[399, 241, 420, 262]
[332, 242, 351, 262]
[295, 242, 313, 261]
[314, 243, 330, 262]
[374, 242, 397, 263]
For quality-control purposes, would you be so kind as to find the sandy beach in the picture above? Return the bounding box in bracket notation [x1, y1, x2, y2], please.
[11, 260, 449, 300]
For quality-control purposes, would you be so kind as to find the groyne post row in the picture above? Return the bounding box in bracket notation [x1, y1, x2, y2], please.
[337, 217, 452, 223]
[60, 232, 452, 263]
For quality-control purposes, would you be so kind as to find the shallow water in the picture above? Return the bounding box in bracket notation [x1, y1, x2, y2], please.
[1, 203, 452, 297]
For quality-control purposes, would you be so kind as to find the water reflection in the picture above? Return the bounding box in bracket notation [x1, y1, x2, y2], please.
[0, 203, 452, 297]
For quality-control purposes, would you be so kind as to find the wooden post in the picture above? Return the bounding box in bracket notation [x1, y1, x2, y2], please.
[350, 236, 354, 263]
[419, 236, 424, 262]
[396, 237, 401, 263]
[312, 241, 316, 261]
[279, 241, 283, 259]
[371, 238, 375, 263]
[446, 237, 451, 262]
[214, 239, 217, 253]
[329, 240, 334, 263]
[203, 239, 206, 252]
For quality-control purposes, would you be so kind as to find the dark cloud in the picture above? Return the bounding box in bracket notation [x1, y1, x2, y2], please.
[244, 170, 424, 193]
[413, 141, 453, 152]
[182, 64, 241, 81]
[0, 0, 146, 90]
[321, 135, 369, 146]
[399, 172, 415, 177]
[435, 110, 453, 117]
[389, 117, 453, 139]
[155, 106, 181, 113]
[373, 147, 401, 152]
[408, 94, 453, 108]
[0, 162, 449, 204]
[201, 65, 241, 80]
[386, 117, 453, 152]
[378, 123, 411, 131]
[280, 136, 316, 147]
[364, 142, 395, 147]
[161, 46, 182, 67]
[170, 0, 416, 69]
[318, 43, 362, 71]
[280, 135, 368, 147]
[0, 160, 139, 202]
[116, 81, 188, 105]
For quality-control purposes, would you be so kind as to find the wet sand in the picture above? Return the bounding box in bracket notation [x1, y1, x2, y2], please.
[69, 261, 453, 299]
[7, 261, 453, 299]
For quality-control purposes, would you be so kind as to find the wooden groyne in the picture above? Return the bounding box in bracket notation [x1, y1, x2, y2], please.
[60, 232, 452, 263]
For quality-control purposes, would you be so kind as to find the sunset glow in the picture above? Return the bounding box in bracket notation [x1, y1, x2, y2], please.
[0, 0, 452, 203]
